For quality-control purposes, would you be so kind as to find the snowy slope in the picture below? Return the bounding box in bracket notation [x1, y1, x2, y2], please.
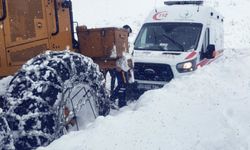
[38, 49, 250, 150]
[72, 0, 166, 42]
[36, 0, 250, 150]
[206, 0, 250, 48]
[72, 0, 250, 48]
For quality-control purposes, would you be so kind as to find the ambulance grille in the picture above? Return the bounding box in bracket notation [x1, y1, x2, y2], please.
[134, 63, 174, 82]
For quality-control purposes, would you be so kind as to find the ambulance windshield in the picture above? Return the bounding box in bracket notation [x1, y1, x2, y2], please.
[134, 23, 202, 52]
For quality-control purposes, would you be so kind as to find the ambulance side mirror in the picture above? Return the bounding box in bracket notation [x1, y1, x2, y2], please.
[206, 44, 215, 59]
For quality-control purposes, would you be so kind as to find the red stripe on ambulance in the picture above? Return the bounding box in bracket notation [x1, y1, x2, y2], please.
[185, 51, 197, 60]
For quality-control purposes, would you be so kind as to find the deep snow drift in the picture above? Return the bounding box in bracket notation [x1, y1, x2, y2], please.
[38, 48, 250, 150]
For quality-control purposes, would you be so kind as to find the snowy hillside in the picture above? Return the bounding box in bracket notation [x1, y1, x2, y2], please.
[39, 48, 250, 150]
[72, 0, 250, 48]
[36, 0, 250, 149]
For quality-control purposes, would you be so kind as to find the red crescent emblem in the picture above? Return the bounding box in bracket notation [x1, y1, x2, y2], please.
[153, 11, 168, 20]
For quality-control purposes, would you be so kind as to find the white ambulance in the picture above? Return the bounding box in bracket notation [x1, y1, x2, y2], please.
[133, 0, 224, 90]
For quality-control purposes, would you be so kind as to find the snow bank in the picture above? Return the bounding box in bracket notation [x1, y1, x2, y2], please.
[38, 48, 250, 150]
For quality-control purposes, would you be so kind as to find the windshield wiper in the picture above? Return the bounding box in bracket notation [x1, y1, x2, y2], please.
[162, 33, 185, 51]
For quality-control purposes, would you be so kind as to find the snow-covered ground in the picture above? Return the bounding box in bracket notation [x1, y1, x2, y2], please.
[1, 0, 250, 149]
[39, 48, 250, 150]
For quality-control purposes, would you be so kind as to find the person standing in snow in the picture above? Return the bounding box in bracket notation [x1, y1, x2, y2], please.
[110, 25, 133, 108]
[110, 66, 128, 108]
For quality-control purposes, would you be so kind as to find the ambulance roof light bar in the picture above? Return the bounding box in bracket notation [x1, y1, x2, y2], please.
[164, 1, 204, 6]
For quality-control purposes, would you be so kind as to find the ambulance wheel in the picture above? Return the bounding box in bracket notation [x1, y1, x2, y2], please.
[5, 51, 110, 149]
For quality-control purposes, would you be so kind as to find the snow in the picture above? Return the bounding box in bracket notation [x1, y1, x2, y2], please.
[0, 76, 13, 95]
[73, 0, 250, 49]
[38, 48, 250, 150]
[1, 0, 250, 149]
[206, 0, 250, 48]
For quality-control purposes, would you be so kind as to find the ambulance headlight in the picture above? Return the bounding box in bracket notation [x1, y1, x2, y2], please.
[182, 62, 193, 69]
[176, 59, 197, 73]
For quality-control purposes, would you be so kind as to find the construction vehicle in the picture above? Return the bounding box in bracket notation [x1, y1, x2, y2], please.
[0, 0, 133, 149]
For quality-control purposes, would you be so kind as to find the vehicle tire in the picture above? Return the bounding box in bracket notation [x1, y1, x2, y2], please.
[0, 95, 14, 150]
[0, 116, 14, 150]
[4, 51, 110, 149]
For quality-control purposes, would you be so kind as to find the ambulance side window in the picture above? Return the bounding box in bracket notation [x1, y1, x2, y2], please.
[203, 28, 210, 53]
[200, 28, 210, 60]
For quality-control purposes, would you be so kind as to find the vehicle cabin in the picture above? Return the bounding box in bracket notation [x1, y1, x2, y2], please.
[133, 0, 224, 90]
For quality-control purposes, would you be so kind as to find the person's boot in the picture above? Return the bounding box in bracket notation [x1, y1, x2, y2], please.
[118, 89, 127, 108]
